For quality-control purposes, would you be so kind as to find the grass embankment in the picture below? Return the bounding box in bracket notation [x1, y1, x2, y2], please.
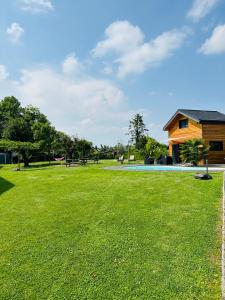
[0, 161, 223, 299]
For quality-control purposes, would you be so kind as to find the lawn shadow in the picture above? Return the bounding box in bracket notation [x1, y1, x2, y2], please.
[25, 162, 61, 169]
[0, 177, 15, 196]
[21, 166, 60, 172]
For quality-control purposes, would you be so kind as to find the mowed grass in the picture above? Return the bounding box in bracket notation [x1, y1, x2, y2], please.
[0, 161, 223, 299]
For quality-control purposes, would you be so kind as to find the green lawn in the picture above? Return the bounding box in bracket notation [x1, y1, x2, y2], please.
[0, 161, 223, 299]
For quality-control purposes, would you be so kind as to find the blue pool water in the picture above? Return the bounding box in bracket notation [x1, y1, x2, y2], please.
[123, 165, 209, 172]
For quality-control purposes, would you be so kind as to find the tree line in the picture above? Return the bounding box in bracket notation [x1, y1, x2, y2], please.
[0, 96, 94, 167]
[0, 96, 170, 168]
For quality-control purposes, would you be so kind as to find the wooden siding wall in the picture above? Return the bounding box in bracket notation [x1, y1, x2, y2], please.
[202, 124, 225, 164]
[168, 116, 202, 156]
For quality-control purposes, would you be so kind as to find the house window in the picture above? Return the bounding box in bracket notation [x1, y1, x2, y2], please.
[179, 119, 188, 129]
[209, 141, 223, 151]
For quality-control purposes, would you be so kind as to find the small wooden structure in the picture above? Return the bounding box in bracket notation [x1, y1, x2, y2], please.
[163, 109, 225, 164]
[0, 152, 11, 164]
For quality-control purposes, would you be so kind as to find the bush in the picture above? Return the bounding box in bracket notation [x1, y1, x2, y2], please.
[180, 139, 208, 166]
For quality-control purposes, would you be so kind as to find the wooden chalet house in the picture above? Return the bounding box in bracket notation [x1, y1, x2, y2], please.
[163, 109, 225, 164]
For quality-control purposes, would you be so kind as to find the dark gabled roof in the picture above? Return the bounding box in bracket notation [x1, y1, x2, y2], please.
[163, 109, 225, 131]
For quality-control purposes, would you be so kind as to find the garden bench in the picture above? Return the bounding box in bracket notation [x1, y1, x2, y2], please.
[65, 159, 87, 167]
[117, 155, 124, 164]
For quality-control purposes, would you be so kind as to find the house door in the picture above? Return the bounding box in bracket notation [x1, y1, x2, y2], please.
[172, 144, 181, 163]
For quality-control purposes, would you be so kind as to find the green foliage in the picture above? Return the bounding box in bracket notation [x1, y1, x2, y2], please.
[0, 140, 39, 169]
[127, 115, 167, 160]
[128, 114, 148, 149]
[180, 139, 208, 166]
[0, 140, 39, 152]
[74, 138, 93, 158]
[114, 142, 126, 155]
[145, 137, 168, 159]
[23, 105, 48, 124]
[52, 133, 93, 159]
[2, 117, 31, 141]
[91, 147, 100, 159]
[129, 147, 145, 160]
[0, 96, 22, 137]
[98, 145, 115, 159]
[33, 122, 56, 162]
[52, 131, 74, 157]
[0, 96, 54, 166]
[0, 96, 21, 120]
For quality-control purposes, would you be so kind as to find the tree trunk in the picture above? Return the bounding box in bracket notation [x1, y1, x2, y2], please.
[48, 151, 51, 165]
[17, 156, 21, 171]
[22, 151, 29, 167]
[23, 157, 29, 167]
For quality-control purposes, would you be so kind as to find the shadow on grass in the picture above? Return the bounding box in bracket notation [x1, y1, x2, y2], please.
[0, 177, 15, 195]
[23, 161, 101, 171]
[23, 162, 61, 169]
[22, 167, 61, 172]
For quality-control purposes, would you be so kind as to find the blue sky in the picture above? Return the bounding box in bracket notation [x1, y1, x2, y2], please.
[0, 0, 225, 145]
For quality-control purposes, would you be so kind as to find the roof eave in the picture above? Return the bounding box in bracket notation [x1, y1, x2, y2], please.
[200, 120, 225, 124]
[163, 110, 199, 131]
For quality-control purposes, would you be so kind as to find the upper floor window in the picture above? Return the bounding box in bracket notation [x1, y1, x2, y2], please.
[209, 141, 223, 151]
[179, 119, 188, 129]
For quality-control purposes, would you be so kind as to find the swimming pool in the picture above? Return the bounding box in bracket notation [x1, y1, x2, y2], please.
[121, 165, 224, 172]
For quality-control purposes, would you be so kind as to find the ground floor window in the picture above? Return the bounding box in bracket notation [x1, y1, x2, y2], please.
[209, 141, 223, 151]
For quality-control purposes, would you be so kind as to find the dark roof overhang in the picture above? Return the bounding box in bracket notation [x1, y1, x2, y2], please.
[163, 109, 225, 131]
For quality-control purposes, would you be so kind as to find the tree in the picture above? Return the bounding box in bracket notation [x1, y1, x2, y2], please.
[0, 97, 53, 166]
[23, 105, 48, 124]
[33, 123, 56, 164]
[0, 140, 39, 170]
[145, 137, 168, 161]
[91, 147, 100, 159]
[75, 138, 93, 158]
[2, 117, 31, 142]
[2, 116, 34, 167]
[0, 96, 22, 137]
[180, 139, 208, 166]
[114, 142, 126, 156]
[98, 144, 115, 159]
[128, 114, 148, 149]
[52, 131, 74, 158]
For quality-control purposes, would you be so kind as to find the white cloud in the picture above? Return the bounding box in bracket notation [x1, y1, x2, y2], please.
[187, 0, 219, 22]
[6, 22, 24, 44]
[92, 21, 188, 78]
[92, 21, 144, 57]
[62, 53, 80, 75]
[15, 68, 125, 117]
[0, 62, 141, 145]
[118, 29, 188, 78]
[12, 68, 139, 144]
[199, 24, 225, 54]
[102, 65, 113, 75]
[20, 0, 54, 13]
[0, 65, 8, 81]
[0, 53, 153, 144]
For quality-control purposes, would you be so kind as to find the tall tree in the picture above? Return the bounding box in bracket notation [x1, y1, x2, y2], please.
[128, 114, 148, 149]
[33, 123, 56, 164]
[75, 138, 93, 158]
[0, 96, 22, 137]
[52, 131, 74, 158]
